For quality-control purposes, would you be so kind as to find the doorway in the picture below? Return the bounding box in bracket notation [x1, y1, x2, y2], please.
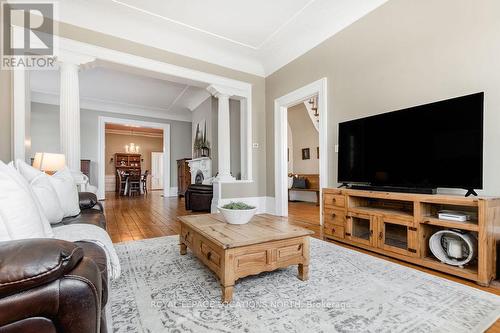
[287, 97, 320, 225]
[98, 117, 171, 200]
[274, 78, 328, 219]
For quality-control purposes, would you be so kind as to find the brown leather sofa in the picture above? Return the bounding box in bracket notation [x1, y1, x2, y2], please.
[185, 184, 213, 212]
[0, 192, 109, 333]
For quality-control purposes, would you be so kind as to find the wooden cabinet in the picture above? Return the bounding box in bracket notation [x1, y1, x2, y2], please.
[345, 212, 375, 246]
[114, 153, 141, 193]
[376, 218, 418, 257]
[177, 158, 191, 197]
[322, 188, 500, 286]
[114, 153, 141, 170]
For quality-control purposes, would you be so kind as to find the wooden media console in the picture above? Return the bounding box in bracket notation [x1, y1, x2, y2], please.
[322, 188, 500, 286]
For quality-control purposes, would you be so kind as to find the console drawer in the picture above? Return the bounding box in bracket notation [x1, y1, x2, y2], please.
[324, 208, 345, 226]
[324, 193, 346, 208]
[324, 223, 345, 239]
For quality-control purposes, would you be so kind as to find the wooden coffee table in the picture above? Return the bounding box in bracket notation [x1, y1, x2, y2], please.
[178, 214, 314, 303]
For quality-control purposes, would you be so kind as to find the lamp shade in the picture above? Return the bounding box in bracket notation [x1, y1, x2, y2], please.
[33, 153, 66, 173]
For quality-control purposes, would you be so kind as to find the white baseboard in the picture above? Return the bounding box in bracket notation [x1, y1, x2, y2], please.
[289, 191, 317, 203]
[265, 196, 276, 215]
[105, 175, 115, 192]
[169, 187, 178, 197]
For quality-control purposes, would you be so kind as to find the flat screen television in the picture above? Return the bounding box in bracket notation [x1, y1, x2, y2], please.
[338, 92, 483, 193]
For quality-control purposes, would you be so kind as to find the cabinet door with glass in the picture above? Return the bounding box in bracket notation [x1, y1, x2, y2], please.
[377, 218, 418, 257]
[346, 212, 375, 246]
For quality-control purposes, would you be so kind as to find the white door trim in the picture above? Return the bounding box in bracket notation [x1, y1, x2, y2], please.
[98, 116, 171, 200]
[274, 78, 328, 217]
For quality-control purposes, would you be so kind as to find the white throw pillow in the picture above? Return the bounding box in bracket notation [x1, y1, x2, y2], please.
[15, 160, 64, 224]
[15, 159, 42, 183]
[0, 161, 53, 239]
[0, 213, 12, 242]
[49, 167, 80, 218]
[32, 175, 65, 224]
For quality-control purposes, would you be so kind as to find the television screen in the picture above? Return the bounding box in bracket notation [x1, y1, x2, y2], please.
[338, 92, 483, 190]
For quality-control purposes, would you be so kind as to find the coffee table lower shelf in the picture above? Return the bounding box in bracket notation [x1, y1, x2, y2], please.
[179, 227, 310, 303]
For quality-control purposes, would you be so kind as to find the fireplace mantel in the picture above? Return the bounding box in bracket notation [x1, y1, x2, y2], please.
[187, 157, 212, 184]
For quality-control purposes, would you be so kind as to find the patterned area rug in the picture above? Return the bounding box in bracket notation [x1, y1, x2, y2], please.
[110, 236, 500, 332]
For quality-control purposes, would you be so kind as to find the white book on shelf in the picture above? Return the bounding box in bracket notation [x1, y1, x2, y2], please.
[437, 210, 471, 222]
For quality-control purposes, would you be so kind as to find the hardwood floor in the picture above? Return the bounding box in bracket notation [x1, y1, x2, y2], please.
[104, 192, 500, 332]
[287, 201, 321, 237]
[104, 191, 206, 243]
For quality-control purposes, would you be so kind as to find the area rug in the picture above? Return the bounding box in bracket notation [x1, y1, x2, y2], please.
[110, 236, 500, 332]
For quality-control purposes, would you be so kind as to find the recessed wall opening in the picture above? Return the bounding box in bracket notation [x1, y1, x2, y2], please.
[274, 78, 328, 223]
[287, 95, 320, 229]
[105, 123, 164, 198]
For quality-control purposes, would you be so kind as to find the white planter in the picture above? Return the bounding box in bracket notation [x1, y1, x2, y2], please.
[218, 206, 257, 225]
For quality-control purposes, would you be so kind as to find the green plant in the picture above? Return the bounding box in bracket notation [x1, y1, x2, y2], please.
[222, 202, 255, 210]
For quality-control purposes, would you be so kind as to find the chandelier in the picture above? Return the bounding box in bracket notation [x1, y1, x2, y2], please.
[125, 143, 140, 153]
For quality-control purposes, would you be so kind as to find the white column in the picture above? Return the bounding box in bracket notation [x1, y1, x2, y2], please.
[215, 92, 235, 181]
[59, 61, 81, 172]
[12, 69, 30, 161]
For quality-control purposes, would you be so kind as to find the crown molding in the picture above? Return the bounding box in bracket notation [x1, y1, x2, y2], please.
[165, 85, 189, 113]
[186, 90, 211, 112]
[31, 89, 193, 122]
[105, 128, 163, 138]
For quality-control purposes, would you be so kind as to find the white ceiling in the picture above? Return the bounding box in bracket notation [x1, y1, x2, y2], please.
[58, 0, 388, 76]
[30, 66, 210, 122]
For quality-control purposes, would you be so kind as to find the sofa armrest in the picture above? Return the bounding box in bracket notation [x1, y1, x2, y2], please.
[79, 192, 103, 211]
[0, 241, 103, 333]
[0, 239, 83, 297]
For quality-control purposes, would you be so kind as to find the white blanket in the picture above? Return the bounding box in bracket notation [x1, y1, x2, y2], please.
[53, 224, 121, 279]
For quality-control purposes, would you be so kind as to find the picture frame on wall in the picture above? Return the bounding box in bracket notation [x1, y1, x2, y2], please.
[302, 148, 310, 160]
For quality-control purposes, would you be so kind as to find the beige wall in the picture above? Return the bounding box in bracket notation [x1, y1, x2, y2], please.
[287, 103, 319, 174]
[105, 133, 163, 189]
[2, 20, 266, 198]
[0, 70, 11, 162]
[266, 0, 500, 196]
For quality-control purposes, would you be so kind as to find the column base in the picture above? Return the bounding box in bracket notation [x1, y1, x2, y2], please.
[215, 174, 236, 182]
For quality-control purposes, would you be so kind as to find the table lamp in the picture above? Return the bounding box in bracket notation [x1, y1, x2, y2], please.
[33, 153, 66, 175]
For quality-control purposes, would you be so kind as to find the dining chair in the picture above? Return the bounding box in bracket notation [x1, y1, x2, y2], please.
[116, 169, 127, 196]
[128, 173, 141, 196]
[141, 170, 149, 195]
